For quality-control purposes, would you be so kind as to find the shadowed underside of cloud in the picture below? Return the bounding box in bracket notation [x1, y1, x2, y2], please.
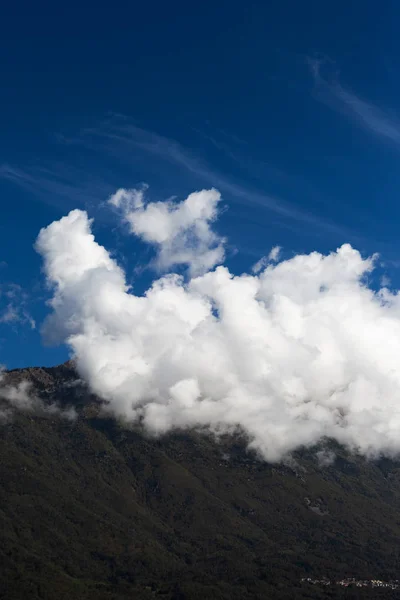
[309, 57, 400, 144]
[34, 187, 400, 462]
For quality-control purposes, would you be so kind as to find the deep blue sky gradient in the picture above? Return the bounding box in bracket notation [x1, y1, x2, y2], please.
[1, 0, 400, 367]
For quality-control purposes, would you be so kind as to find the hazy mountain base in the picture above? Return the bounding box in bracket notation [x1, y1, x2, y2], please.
[1, 365, 400, 599]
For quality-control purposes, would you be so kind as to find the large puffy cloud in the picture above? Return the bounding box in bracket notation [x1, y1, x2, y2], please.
[35, 189, 400, 462]
[108, 187, 225, 275]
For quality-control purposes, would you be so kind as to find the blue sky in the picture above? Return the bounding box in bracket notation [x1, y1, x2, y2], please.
[1, 0, 400, 368]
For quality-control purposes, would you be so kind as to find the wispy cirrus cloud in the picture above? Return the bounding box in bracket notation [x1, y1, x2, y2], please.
[252, 245, 281, 274]
[1, 113, 354, 241]
[0, 163, 112, 213]
[0, 282, 35, 330]
[309, 56, 400, 144]
[66, 114, 353, 238]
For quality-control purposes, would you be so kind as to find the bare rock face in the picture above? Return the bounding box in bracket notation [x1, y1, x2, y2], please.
[1, 361, 100, 413]
[4, 360, 77, 390]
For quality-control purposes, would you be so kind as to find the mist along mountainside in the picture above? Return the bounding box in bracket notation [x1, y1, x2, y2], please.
[2, 364, 400, 599]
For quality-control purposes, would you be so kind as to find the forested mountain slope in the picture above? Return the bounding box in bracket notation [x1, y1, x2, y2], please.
[1, 363, 400, 599]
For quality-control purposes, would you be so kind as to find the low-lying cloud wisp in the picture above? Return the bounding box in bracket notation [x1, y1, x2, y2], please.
[0, 368, 77, 421]
[34, 187, 400, 462]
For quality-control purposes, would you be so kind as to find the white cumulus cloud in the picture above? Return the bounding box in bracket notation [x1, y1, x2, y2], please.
[34, 188, 400, 463]
[108, 187, 225, 276]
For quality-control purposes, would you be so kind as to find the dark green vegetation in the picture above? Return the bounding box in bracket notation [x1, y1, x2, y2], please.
[2, 364, 400, 599]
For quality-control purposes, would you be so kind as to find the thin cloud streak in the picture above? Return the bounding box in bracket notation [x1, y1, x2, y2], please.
[0, 283, 35, 330]
[309, 57, 400, 144]
[1, 114, 355, 241]
[72, 115, 354, 239]
[0, 163, 112, 213]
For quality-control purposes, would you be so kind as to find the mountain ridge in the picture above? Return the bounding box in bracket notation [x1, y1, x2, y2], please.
[1, 363, 400, 599]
